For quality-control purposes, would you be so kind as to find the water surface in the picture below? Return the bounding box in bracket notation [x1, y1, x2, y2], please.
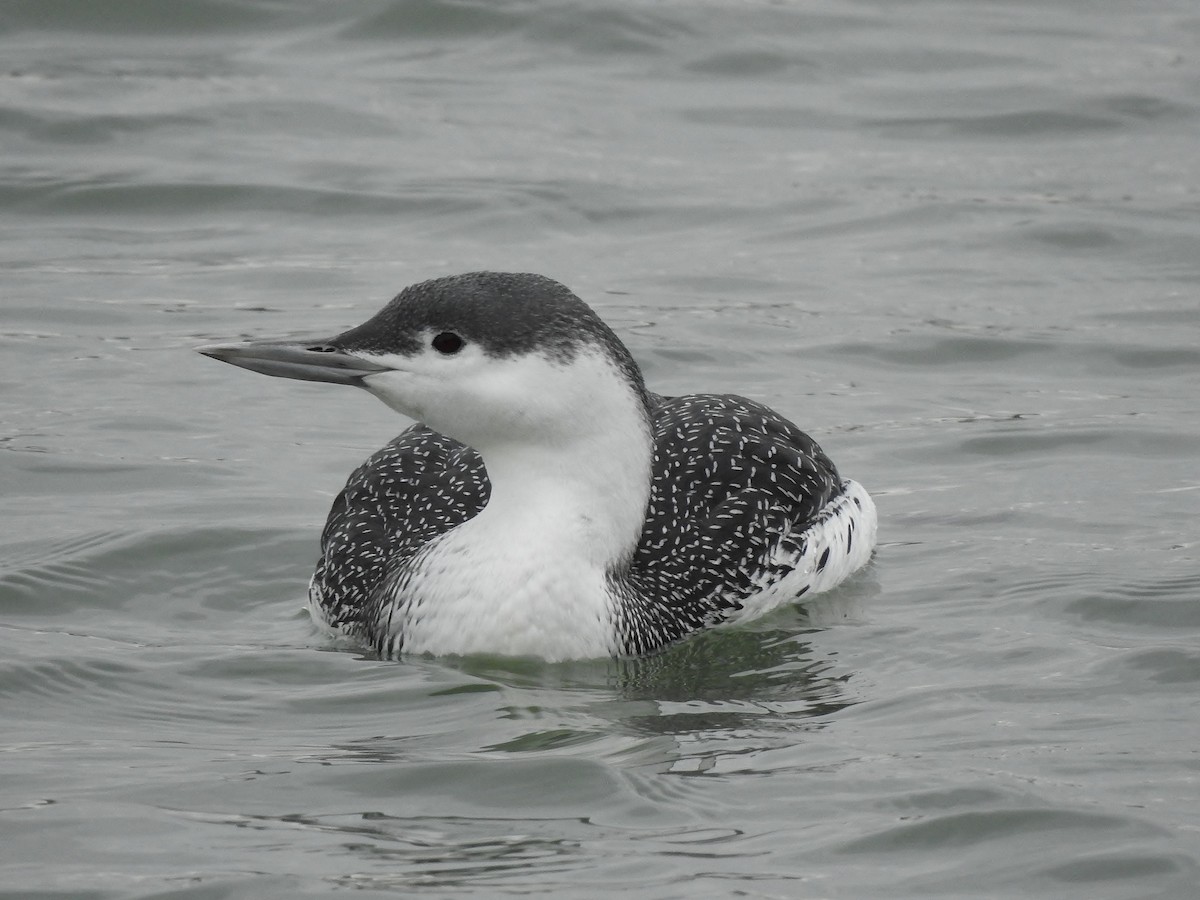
[2, 1, 1198, 897]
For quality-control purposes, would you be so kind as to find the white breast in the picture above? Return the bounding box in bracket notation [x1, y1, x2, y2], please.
[386, 512, 621, 660]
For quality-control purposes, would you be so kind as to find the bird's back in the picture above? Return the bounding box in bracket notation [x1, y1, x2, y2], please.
[615, 393, 848, 654]
[309, 393, 864, 656]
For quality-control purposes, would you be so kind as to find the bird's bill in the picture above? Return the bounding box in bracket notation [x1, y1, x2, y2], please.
[196, 340, 390, 386]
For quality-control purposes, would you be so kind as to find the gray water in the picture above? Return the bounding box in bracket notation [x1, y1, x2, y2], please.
[2, 1, 1199, 897]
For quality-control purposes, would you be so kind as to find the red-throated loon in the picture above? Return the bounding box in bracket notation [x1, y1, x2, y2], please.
[198, 272, 877, 661]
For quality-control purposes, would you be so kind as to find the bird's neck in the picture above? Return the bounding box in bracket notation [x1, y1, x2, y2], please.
[387, 351, 656, 659]
[395, 391, 654, 659]
[469, 403, 653, 571]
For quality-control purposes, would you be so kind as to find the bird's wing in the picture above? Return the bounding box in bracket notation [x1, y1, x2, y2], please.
[619, 393, 842, 653]
[309, 424, 487, 639]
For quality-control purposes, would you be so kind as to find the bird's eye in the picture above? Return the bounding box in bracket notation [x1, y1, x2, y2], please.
[431, 331, 464, 355]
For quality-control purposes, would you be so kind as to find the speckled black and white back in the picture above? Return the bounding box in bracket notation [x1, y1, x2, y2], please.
[309, 390, 875, 658]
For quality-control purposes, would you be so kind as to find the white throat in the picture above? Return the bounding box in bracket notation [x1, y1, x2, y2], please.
[374, 347, 654, 659]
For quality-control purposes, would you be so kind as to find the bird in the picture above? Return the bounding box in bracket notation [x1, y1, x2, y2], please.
[198, 272, 876, 661]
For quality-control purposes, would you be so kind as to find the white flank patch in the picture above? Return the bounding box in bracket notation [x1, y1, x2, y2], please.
[724, 479, 878, 626]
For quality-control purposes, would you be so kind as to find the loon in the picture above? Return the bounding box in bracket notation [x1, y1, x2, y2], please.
[198, 272, 876, 661]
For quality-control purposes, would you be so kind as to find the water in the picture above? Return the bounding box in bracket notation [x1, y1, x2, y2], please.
[2, 1, 1198, 896]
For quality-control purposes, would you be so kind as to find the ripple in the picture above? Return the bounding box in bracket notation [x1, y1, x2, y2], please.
[0, 525, 308, 622]
[683, 49, 804, 78]
[1042, 851, 1193, 884]
[317, 755, 624, 811]
[1020, 223, 1124, 250]
[0, 107, 204, 145]
[340, 0, 691, 56]
[680, 105, 839, 130]
[0, 0, 279, 34]
[869, 109, 1123, 139]
[1112, 648, 1200, 686]
[338, 0, 522, 40]
[7, 179, 466, 217]
[1064, 572, 1200, 629]
[839, 807, 1156, 853]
